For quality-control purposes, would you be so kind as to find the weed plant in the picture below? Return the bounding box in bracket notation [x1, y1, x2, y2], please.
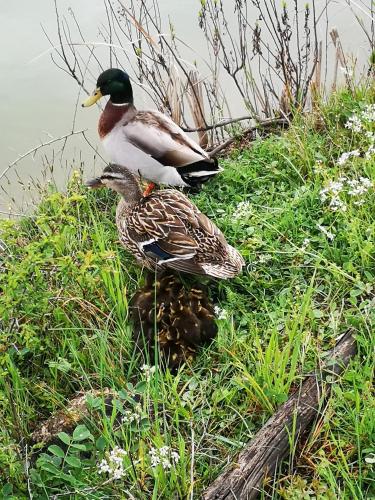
[0, 88, 374, 498]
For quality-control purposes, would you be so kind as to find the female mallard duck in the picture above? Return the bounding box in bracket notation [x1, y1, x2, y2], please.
[82, 68, 221, 191]
[130, 271, 218, 370]
[86, 164, 244, 279]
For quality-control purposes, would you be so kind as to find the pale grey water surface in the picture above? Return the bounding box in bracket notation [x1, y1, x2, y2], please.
[0, 0, 372, 213]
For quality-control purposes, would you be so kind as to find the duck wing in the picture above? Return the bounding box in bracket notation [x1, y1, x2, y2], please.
[119, 190, 243, 278]
[121, 191, 210, 275]
[123, 192, 197, 265]
[123, 111, 220, 183]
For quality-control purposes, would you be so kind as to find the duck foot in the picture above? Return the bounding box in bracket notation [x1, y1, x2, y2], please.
[143, 182, 156, 197]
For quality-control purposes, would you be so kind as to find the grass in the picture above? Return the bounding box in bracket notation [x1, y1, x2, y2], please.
[0, 87, 374, 499]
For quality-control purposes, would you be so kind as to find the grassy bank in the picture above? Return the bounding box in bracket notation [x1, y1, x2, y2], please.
[0, 88, 374, 499]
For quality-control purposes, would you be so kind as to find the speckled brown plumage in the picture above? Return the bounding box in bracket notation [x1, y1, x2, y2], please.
[129, 272, 218, 370]
[86, 164, 245, 279]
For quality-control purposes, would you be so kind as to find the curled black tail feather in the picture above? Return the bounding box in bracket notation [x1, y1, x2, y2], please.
[179, 158, 221, 188]
[129, 271, 218, 370]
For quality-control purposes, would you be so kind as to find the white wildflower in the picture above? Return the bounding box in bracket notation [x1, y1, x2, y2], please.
[345, 115, 362, 132]
[360, 177, 372, 188]
[347, 177, 373, 196]
[233, 201, 252, 221]
[317, 224, 335, 241]
[340, 66, 354, 78]
[313, 160, 325, 174]
[320, 179, 346, 211]
[97, 446, 127, 479]
[141, 364, 156, 380]
[319, 175, 373, 212]
[149, 445, 180, 471]
[363, 297, 375, 316]
[97, 461, 111, 474]
[361, 104, 375, 122]
[329, 196, 347, 212]
[354, 199, 365, 206]
[258, 253, 272, 263]
[365, 144, 375, 159]
[337, 149, 360, 166]
[301, 238, 310, 251]
[121, 404, 142, 425]
[293, 185, 308, 198]
[214, 306, 228, 320]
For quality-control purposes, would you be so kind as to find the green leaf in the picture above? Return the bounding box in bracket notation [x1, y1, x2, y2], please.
[58, 432, 71, 445]
[48, 357, 72, 373]
[139, 417, 151, 431]
[73, 424, 92, 441]
[86, 395, 103, 409]
[65, 456, 81, 468]
[96, 435, 107, 451]
[70, 442, 88, 451]
[312, 309, 324, 318]
[135, 381, 147, 393]
[39, 453, 62, 467]
[118, 389, 133, 402]
[29, 470, 42, 486]
[1, 483, 13, 497]
[48, 445, 65, 458]
[40, 461, 60, 475]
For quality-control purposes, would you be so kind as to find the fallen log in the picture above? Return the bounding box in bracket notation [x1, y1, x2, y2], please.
[203, 330, 356, 500]
[30, 388, 118, 444]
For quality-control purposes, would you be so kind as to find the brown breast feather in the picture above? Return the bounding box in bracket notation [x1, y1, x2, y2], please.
[98, 102, 136, 138]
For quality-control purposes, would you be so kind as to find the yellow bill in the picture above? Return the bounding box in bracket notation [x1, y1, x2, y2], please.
[81, 88, 103, 107]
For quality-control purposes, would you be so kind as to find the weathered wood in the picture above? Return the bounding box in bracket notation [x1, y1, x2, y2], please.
[203, 331, 356, 500]
[31, 388, 117, 444]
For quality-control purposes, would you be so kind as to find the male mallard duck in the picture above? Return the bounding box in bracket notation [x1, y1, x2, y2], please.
[82, 68, 221, 191]
[130, 271, 218, 370]
[86, 164, 244, 279]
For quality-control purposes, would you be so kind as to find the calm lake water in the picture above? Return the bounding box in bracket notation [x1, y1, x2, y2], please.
[0, 0, 371, 213]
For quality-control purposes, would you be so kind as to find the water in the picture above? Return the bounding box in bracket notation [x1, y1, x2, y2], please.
[0, 0, 372, 214]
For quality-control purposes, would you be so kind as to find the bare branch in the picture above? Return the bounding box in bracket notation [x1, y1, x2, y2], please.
[0, 130, 88, 181]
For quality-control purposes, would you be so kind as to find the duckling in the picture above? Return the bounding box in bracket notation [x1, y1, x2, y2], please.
[86, 164, 244, 279]
[82, 68, 221, 192]
[130, 272, 217, 369]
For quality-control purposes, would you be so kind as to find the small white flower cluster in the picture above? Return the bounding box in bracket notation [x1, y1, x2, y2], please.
[141, 364, 156, 380]
[320, 176, 373, 211]
[97, 446, 127, 480]
[301, 238, 310, 251]
[293, 185, 308, 198]
[320, 177, 348, 212]
[345, 115, 362, 132]
[365, 143, 375, 159]
[232, 201, 252, 221]
[347, 177, 373, 196]
[313, 159, 324, 174]
[121, 403, 142, 425]
[214, 305, 228, 320]
[345, 104, 375, 133]
[340, 65, 354, 78]
[361, 103, 375, 122]
[337, 149, 360, 166]
[258, 253, 272, 263]
[149, 445, 180, 470]
[317, 224, 335, 241]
